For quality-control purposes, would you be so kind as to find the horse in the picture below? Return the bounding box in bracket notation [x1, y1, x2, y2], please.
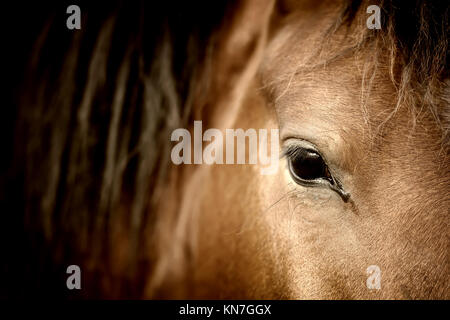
[1, 0, 448, 299]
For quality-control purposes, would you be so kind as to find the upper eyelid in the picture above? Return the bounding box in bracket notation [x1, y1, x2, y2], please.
[281, 140, 327, 164]
[281, 135, 323, 151]
[282, 133, 352, 175]
[282, 137, 344, 176]
[282, 144, 315, 158]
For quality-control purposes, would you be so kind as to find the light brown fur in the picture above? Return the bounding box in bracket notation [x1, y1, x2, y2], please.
[153, 0, 449, 299]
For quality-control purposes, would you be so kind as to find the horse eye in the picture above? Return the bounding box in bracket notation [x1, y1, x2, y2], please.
[285, 145, 350, 202]
[287, 148, 333, 184]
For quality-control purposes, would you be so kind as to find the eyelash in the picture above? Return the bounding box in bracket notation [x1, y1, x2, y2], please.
[282, 144, 350, 202]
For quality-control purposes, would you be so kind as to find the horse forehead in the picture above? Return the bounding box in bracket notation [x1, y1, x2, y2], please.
[259, 1, 446, 156]
[261, 42, 369, 146]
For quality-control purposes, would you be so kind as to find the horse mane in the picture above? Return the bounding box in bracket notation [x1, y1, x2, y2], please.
[1, 0, 231, 298]
[1, 0, 448, 298]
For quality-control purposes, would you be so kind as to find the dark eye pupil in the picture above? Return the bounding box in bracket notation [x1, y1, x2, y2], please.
[290, 150, 331, 181]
